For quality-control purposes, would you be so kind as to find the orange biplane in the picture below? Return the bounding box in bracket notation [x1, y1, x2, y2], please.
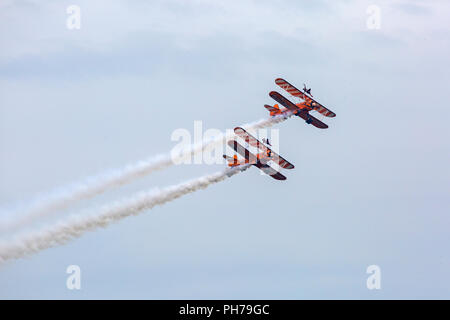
[223, 127, 294, 181]
[265, 78, 336, 129]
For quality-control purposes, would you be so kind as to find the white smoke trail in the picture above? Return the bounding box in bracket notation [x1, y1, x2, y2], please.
[0, 165, 250, 264]
[0, 113, 292, 232]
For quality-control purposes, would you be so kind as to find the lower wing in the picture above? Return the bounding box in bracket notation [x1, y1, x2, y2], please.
[254, 163, 287, 180]
[297, 110, 328, 129]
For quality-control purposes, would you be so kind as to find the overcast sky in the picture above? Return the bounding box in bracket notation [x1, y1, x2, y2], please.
[0, 0, 449, 299]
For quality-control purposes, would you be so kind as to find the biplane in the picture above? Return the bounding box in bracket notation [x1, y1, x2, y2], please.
[264, 78, 336, 129]
[223, 127, 294, 181]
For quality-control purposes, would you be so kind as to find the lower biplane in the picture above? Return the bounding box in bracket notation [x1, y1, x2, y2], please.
[264, 78, 336, 129]
[223, 127, 294, 181]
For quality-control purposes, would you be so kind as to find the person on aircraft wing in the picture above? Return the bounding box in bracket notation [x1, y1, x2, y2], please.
[303, 84, 313, 96]
[262, 138, 272, 146]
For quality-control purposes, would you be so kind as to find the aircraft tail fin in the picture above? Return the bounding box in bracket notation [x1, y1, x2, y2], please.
[223, 154, 240, 167]
[264, 104, 281, 116]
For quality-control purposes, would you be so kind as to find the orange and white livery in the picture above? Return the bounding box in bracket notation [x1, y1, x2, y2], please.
[265, 78, 336, 129]
[223, 127, 294, 181]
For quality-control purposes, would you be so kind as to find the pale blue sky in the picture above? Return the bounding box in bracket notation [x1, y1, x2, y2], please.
[0, 0, 449, 299]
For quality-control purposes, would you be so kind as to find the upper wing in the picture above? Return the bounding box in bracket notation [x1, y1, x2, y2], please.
[275, 78, 336, 117]
[275, 78, 309, 100]
[234, 127, 295, 169]
[308, 98, 336, 118]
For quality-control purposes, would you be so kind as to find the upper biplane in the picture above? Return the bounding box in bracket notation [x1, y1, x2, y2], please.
[264, 78, 336, 129]
[223, 127, 294, 181]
